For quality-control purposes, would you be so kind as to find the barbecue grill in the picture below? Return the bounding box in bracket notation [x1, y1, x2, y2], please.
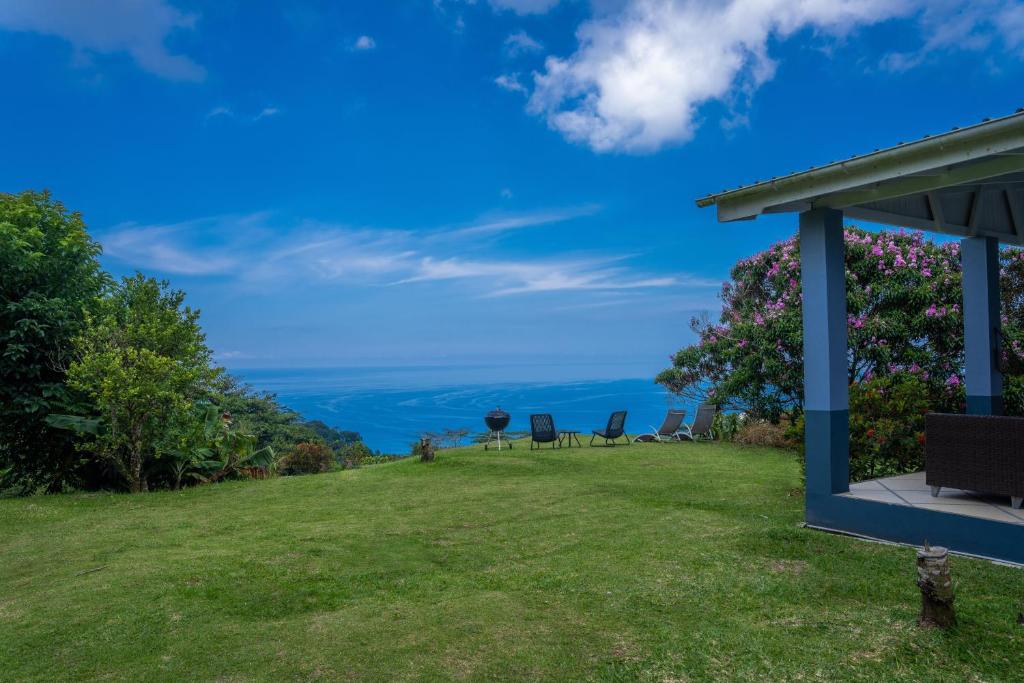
[483, 407, 512, 451]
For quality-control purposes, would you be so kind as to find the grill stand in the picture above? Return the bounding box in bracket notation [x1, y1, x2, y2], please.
[483, 429, 512, 450]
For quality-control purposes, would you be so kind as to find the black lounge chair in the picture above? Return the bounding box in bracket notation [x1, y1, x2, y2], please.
[590, 410, 628, 446]
[679, 403, 717, 441]
[530, 413, 560, 450]
[633, 409, 687, 442]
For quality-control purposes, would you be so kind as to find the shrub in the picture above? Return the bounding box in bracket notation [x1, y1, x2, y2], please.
[712, 412, 743, 441]
[338, 441, 373, 468]
[846, 373, 933, 481]
[734, 421, 794, 448]
[279, 442, 334, 475]
[793, 372, 963, 483]
[658, 227, 967, 421]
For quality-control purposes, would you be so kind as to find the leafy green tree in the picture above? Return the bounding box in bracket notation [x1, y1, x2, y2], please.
[0, 190, 108, 493]
[66, 274, 220, 492]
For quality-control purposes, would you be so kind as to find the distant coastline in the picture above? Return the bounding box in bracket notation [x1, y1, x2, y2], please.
[234, 365, 685, 454]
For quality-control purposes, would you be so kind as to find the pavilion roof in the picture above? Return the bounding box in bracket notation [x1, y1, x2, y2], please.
[696, 110, 1024, 244]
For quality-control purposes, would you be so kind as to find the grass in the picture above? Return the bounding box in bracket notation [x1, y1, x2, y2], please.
[2, 440, 1023, 682]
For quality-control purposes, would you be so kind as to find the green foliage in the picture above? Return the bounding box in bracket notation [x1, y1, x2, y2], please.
[162, 405, 275, 488]
[279, 442, 335, 476]
[212, 376, 358, 456]
[0, 190, 108, 493]
[191, 409, 276, 484]
[339, 441, 374, 468]
[712, 412, 743, 441]
[845, 373, 955, 481]
[304, 420, 362, 451]
[658, 227, 965, 420]
[659, 227, 1024, 480]
[66, 274, 220, 492]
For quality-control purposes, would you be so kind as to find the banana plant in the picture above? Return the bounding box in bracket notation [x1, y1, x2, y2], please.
[191, 407, 276, 483]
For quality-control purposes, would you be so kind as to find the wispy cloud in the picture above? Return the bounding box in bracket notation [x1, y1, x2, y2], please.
[489, 0, 561, 15]
[353, 35, 376, 50]
[504, 30, 543, 57]
[253, 106, 280, 122]
[494, 73, 528, 94]
[393, 255, 686, 297]
[205, 106, 233, 122]
[0, 0, 205, 81]
[443, 204, 601, 238]
[101, 219, 239, 275]
[98, 206, 710, 299]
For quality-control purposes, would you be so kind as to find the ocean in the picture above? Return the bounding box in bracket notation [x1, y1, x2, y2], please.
[234, 364, 689, 454]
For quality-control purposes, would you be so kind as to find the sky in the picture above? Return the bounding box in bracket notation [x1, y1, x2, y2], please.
[2, 0, 1024, 375]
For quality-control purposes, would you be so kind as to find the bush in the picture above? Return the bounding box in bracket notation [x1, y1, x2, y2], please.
[712, 412, 743, 441]
[846, 373, 934, 481]
[279, 442, 334, 475]
[338, 441, 373, 468]
[793, 372, 963, 483]
[734, 421, 794, 448]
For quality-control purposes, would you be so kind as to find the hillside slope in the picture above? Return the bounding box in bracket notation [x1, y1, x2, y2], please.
[2, 441, 1022, 682]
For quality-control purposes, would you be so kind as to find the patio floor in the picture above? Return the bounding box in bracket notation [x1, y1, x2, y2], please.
[841, 471, 1024, 525]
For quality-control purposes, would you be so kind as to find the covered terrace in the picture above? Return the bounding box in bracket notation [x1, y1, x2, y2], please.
[697, 110, 1024, 564]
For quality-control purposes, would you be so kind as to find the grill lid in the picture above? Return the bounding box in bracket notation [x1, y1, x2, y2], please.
[484, 407, 511, 431]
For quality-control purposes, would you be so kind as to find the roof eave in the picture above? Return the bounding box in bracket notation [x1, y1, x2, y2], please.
[695, 112, 1024, 222]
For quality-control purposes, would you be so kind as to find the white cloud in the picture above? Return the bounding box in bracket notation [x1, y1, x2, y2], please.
[881, 0, 1024, 71]
[443, 205, 601, 237]
[97, 207, 703, 299]
[528, 0, 917, 154]
[101, 220, 239, 275]
[354, 35, 376, 50]
[504, 30, 543, 56]
[393, 255, 688, 297]
[205, 106, 233, 122]
[489, 0, 561, 14]
[253, 107, 280, 121]
[500, 188, 514, 199]
[0, 0, 205, 81]
[525, 0, 1024, 154]
[495, 73, 528, 94]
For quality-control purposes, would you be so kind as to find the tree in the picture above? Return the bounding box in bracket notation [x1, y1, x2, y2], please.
[0, 190, 108, 493]
[66, 274, 220, 492]
[657, 227, 966, 421]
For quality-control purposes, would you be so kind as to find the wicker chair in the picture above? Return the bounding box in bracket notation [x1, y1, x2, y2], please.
[529, 413, 560, 450]
[591, 410, 628, 446]
[925, 413, 1024, 509]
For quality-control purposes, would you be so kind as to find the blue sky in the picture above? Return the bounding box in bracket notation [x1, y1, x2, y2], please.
[2, 0, 1023, 374]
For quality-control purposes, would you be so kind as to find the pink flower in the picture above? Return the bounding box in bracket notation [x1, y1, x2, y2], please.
[738, 339, 749, 348]
[946, 374, 961, 387]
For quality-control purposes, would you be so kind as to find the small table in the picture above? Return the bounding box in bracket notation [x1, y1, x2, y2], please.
[559, 430, 582, 448]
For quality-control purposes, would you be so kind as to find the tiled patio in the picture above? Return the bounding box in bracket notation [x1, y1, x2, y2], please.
[841, 471, 1024, 525]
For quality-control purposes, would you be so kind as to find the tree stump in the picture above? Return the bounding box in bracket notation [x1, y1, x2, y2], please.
[917, 544, 956, 628]
[419, 438, 435, 463]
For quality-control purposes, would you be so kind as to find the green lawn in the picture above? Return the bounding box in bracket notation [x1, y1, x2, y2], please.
[2, 440, 1023, 682]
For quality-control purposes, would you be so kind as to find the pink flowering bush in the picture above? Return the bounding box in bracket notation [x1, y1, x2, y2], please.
[658, 226, 964, 419]
[657, 225, 1024, 479]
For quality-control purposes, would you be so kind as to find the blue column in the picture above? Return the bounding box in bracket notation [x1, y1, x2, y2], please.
[800, 208, 849, 496]
[961, 236, 1003, 415]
